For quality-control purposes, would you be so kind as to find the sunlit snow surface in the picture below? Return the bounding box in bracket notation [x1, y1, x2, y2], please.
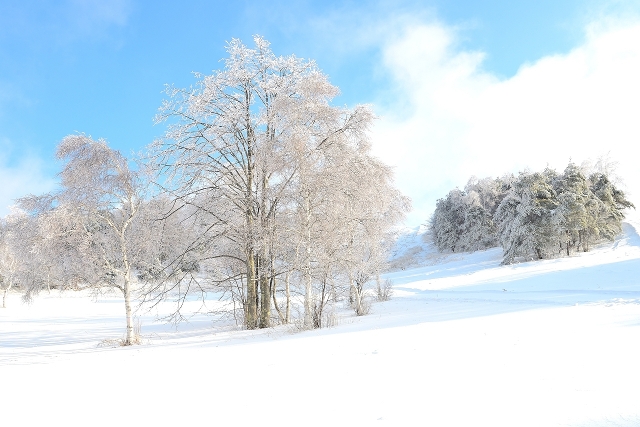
[2, 220, 640, 426]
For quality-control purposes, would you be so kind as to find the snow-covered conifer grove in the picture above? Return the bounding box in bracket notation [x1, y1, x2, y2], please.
[429, 161, 634, 264]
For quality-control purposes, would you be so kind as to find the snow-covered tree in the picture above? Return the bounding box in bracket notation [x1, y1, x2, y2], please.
[458, 193, 497, 252]
[0, 209, 65, 306]
[430, 189, 467, 252]
[551, 163, 587, 255]
[335, 152, 408, 318]
[588, 172, 634, 241]
[19, 135, 146, 345]
[429, 177, 504, 253]
[149, 36, 407, 329]
[0, 215, 20, 308]
[549, 163, 633, 255]
[494, 171, 558, 264]
[465, 176, 506, 215]
[434, 162, 633, 264]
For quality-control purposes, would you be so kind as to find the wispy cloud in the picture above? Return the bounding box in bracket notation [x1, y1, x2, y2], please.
[0, 139, 56, 216]
[0, 0, 132, 46]
[66, 0, 131, 36]
[371, 16, 640, 226]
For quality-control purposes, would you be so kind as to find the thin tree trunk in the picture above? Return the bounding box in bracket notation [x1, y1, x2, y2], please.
[317, 277, 328, 328]
[583, 231, 589, 252]
[121, 232, 135, 345]
[285, 272, 290, 324]
[303, 191, 313, 329]
[2, 284, 9, 308]
[349, 273, 355, 306]
[123, 277, 134, 345]
[303, 262, 312, 328]
[259, 265, 271, 328]
[272, 276, 285, 324]
[244, 108, 258, 330]
[246, 250, 258, 329]
[258, 170, 271, 329]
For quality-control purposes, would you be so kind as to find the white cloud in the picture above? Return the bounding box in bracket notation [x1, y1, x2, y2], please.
[0, 140, 56, 217]
[372, 18, 640, 226]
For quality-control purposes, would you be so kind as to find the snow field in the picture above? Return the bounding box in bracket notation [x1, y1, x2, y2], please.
[1, 222, 640, 426]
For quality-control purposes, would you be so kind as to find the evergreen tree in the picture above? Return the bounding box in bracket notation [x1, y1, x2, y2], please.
[553, 163, 599, 254]
[430, 189, 466, 252]
[589, 172, 635, 241]
[459, 192, 497, 251]
[494, 172, 558, 264]
[430, 162, 633, 264]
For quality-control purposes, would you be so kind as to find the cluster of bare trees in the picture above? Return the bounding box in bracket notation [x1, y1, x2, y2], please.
[146, 36, 408, 330]
[0, 36, 409, 342]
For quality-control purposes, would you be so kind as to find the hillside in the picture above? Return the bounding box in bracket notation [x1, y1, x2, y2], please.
[1, 220, 639, 426]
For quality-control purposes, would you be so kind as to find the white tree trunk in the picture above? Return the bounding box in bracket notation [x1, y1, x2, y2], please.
[123, 276, 134, 345]
[303, 261, 313, 328]
[120, 229, 135, 345]
[303, 191, 313, 329]
[2, 282, 11, 308]
[285, 272, 290, 324]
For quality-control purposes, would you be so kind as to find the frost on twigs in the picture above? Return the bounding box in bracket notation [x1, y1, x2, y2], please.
[376, 279, 393, 302]
[147, 35, 409, 331]
[0, 36, 408, 336]
[354, 295, 372, 316]
[13, 134, 150, 344]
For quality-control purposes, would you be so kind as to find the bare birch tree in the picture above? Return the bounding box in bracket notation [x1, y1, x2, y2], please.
[0, 209, 54, 306]
[0, 215, 20, 308]
[19, 135, 146, 345]
[337, 153, 409, 316]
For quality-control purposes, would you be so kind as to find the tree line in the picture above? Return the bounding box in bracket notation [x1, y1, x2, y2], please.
[429, 161, 634, 264]
[0, 36, 409, 344]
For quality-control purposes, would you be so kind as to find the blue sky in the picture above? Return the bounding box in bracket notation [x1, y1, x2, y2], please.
[1, 0, 640, 224]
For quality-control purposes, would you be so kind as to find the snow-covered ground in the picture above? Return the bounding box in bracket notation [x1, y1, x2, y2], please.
[2, 221, 640, 426]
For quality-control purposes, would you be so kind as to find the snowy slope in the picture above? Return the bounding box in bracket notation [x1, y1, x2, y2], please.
[387, 224, 444, 271]
[1, 223, 640, 426]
